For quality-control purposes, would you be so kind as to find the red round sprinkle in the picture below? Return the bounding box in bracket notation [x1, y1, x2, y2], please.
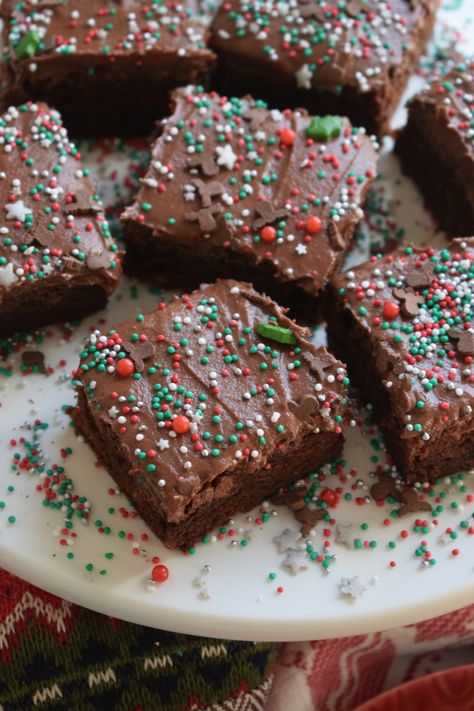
[151, 564, 169, 583]
[383, 301, 400, 320]
[172, 415, 191, 434]
[116, 358, 134, 377]
[261, 225, 276, 243]
[305, 216, 322, 234]
[280, 128, 295, 146]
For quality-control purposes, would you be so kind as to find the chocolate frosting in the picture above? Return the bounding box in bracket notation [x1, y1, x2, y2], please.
[122, 86, 378, 297]
[74, 279, 347, 522]
[0, 1, 216, 107]
[1, 0, 213, 59]
[332, 241, 474, 443]
[211, 0, 437, 96]
[0, 102, 120, 302]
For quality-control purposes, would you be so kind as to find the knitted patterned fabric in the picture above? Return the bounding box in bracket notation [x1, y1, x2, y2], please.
[0, 570, 276, 711]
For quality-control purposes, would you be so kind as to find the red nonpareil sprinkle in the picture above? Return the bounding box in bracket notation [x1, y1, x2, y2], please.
[151, 564, 169, 583]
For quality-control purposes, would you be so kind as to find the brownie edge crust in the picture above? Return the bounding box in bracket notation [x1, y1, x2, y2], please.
[325, 242, 474, 484]
[395, 57, 474, 237]
[75, 387, 342, 549]
[73, 279, 347, 549]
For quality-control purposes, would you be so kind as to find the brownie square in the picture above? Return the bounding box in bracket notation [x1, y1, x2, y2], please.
[122, 86, 378, 322]
[210, 0, 440, 136]
[0, 1, 216, 137]
[396, 56, 474, 237]
[73, 279, 347, 549]
[325, 241, 474, 484]
[0, 102, 121, 338]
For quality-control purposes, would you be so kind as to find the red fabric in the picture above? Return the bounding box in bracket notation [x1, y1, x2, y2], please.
[1, 568, 473, 710]
[0, 569, 76, 661]
[269, 606, 474, 711]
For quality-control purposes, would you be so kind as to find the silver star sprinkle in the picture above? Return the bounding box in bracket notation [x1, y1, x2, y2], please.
[281, 550, 310, 575]
[273, 528, 302, 553]
[339, 576, 368, 600]
[335, 524, 359, 549]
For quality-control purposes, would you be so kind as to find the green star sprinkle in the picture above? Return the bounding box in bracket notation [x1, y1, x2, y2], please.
[306, 116, 343, 141]
[15, 30, 41, 60]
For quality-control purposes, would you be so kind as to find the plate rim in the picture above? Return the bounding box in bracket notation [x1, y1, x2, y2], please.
[1, 542, 472, 641]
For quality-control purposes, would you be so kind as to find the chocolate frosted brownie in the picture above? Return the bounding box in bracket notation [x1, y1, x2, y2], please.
[122, 86, 378, 321]
[396, 56, 474, 237]
[73, 279, 347, 549]
[0, 1, 216, 137]
[210, 0, 440, 136]
[326, 242, 474, 484]
[0, 102, 120, 338]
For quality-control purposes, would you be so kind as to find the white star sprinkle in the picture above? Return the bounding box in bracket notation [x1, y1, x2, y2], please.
[270, 109, 284, 122]
[295, 64, 313, 90]
[215, 144, 237, 170]
[4, 200, 32, 222]
[295, 244, 307, 256]
[157, 438, 170, 451]
[0, 262, 17, 288]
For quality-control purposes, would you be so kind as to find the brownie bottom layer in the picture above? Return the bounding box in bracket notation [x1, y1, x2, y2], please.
[211, 57, 385, 136]
[123, 223, 349, 323]
[0, 279, 110, 339]
[325, 292, 474, 483]
[1, 58, 213, 137]
[395, 117, 474, 237]
[75, 388, 343, 549]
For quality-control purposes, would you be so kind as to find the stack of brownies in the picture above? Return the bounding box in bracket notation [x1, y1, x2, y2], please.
[0, 0, 472, 550]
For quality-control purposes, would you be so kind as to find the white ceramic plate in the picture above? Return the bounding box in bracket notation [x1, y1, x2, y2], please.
[0, 3, 473, 643]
